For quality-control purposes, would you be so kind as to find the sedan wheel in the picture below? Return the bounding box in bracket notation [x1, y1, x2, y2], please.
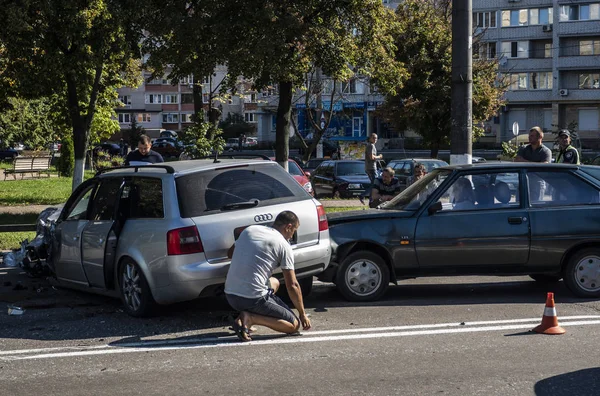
[564, 248, 600, 298]
[335, 251, 389, 302]
[119, 259, 156, 317]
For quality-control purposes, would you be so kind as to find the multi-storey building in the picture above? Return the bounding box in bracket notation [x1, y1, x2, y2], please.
[474, 0, 600, 147]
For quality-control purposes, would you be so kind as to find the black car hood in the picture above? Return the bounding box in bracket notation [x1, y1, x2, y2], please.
[336, 175, 371, 184]
[327, 208, 414, 225]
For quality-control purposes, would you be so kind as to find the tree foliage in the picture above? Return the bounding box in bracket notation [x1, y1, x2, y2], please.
[0, 0, 142, 189]
[379, 0, 505, 157]
[220, 0, 407, 166]
[56, 134, 75, 177]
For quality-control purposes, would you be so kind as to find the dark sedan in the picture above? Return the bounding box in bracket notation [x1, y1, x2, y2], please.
[0, 147, 19, 161]
[321, 163, 600, 301]
[311, 160, 371, 199]
[93, 142, 121, 156]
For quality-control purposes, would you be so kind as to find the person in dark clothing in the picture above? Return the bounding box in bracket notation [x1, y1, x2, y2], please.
[125, 134, 164, 165]
[556, 130, 580, 164]
[370, 167, 402, 208]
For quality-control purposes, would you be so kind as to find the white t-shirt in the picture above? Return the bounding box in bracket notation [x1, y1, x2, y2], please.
[224, 225, 294, 299]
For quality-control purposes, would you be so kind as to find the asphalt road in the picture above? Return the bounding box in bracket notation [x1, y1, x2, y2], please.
[1, 269, 600, 395]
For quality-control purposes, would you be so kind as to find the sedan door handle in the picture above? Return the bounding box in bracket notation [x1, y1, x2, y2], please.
[508, 216, 526, 225]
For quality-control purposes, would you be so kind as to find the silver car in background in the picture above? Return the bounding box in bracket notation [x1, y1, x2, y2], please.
[51, 159, 331, 316]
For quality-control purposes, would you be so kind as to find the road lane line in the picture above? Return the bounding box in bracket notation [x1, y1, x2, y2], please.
[2, 318, 600, 361]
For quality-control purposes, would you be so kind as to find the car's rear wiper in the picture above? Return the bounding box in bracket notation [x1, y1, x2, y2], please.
[220, 200, 260, 211]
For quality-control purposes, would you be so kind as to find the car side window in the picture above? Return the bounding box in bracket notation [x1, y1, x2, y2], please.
[528, 171, 600, 207]
[66, 187, 95, 221]
[90, 178, 123, 221]
[438, 172, 520, 211]
[128, 177, 164, 218]
[323, 162, 334, 177]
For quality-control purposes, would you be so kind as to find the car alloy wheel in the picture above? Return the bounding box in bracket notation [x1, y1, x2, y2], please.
[336, 251, 389, 302]
[564, 248, 600, 298]
[119, 259, 156, 317]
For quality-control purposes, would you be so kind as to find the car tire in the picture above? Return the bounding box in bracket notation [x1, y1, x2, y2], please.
[118, 259, 156, 317]
[563, 248, 600, 298]
[335, 251, 389, 302]
[529, 274, 562, 283]
[298, 276, 313, 297]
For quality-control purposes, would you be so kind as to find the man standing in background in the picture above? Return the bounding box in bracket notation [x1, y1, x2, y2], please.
[360, 133, 383, 204]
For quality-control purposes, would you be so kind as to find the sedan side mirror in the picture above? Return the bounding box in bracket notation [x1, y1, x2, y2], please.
[427, 201, 443, 215]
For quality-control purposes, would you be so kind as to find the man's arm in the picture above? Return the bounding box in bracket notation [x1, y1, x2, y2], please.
[282, 269, 311, 330]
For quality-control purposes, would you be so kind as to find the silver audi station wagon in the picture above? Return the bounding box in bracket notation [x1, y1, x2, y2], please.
[50, 159, 331, 316]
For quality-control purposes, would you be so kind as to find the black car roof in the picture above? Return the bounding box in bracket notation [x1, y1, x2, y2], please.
[438, 162, 580, 171]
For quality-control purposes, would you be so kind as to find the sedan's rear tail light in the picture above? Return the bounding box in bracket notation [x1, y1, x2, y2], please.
[316, 205, 328, 231]
[167, 226, 204, 255]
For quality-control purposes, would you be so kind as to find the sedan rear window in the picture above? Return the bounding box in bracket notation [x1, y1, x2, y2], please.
[176, 164, 309, 217]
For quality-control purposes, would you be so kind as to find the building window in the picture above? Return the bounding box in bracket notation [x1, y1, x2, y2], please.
[502, 9, 528, 27]
[181, 93, 194, 104]
[162, 113, 179, 123]
[145, 94, 162, 104]
[164, 94, 179, 104]
[560, 5, 599, 21]
[580, 40, 600, 55]
[179, 75, 193, 85]
[137, 113, 152, 123]
[508, 73, 528, 90]
[545, 43, 552, 58]
[202, 93, 209, 103]
[475, 42, 497, 59]
[146, 77, 162, 85]
[530, 8, 553, 25]
[244, 112, 256, 123]
[181, 113, 194, 123]
[244, 93, 257, 103]
[474, 11, 497, 28]
[501, 41, 529, 58]
[579, 73, 600, 89]
[530, 72, 553, 90]
[118, 95, 131, 105]
[342, 79, 357, 94]
[118, 113, 131, 123]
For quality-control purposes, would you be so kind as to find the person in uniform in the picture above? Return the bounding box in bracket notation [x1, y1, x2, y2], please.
[556, 130, 580, 164]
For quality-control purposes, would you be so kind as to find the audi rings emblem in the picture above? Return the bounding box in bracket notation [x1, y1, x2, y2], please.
[254, 213, 273, 222]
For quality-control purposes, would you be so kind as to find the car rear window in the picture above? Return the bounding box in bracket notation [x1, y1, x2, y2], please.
[176, 164, 309, 217]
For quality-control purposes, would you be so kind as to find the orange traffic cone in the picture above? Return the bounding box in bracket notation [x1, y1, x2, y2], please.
[532, 292, 566, 335]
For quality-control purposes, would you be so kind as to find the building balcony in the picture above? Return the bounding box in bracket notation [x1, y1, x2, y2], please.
[558, 20, 600, 36]
[501, 58, 552, 71]
[497, 25, 553, 41]
[555, 89, 600, 102]
[557, 55, 600, 70]
[504, 90, 554, 103]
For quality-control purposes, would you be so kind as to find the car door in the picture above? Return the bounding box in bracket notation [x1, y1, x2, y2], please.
[312, 161, 332, 197]
[415, 171, 531, 268]
[526, 170, 600, 270]
[53, 180, 97, 285]
[80, 177, 124, 288]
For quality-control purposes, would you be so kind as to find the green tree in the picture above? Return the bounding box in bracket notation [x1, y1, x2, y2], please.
[380, 0, 505, 158]
[221, 0, 407, 168]
[56, 134, 75, 177]
[127, 117, 145, 149]
[0, 0, 142, 189]
[219, 113, 254, 140]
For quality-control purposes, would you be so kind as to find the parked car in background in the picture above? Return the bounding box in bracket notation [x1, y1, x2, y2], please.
[244, 137, 258, 148]
[152, 141, 183, 159]
[303, 158, 328, 174]
[0, 147, 19, 161]
[271, 157, 314, 196]
[47, 159, 331, 316]
[472, 156, 487, 163]
[387, 158, 449, 190]
[323, 162, 600, 302]
[93, 142, 121, 156]
[13, 143, 25, 152]
[49, 142, 62, 152]
[159, 130, 178, 139]
[311, 159, 371, 199]
[224, 138, 239, 151]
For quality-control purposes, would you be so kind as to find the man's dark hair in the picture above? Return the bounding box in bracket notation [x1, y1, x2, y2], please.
[273, 211, 299, 228]
[138, 134, 151, 145]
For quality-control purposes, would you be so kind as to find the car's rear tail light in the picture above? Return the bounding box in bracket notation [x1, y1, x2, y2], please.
[167, 226, 204, 255]
[316, 205, 328, 231]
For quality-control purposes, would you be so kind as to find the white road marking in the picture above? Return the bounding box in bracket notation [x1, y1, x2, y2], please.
[2, 316, 600, 361]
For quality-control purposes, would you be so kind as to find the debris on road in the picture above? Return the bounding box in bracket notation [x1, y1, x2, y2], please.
[7, 305, 25, 315]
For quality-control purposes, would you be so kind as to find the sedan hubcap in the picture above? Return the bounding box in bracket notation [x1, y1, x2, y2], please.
[122, 263, 142, 312]
[345, 259, 381, 296]
[575, 255, 600, 292]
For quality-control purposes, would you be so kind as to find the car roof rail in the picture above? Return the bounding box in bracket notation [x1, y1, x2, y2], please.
[197, 153, 271, 163]
[95, 164, 175, 177]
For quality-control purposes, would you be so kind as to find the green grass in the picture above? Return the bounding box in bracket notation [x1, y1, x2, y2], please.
[0, 171, 94, 206]
[0, 231, 36, 250]
[324, 206, 363, 213]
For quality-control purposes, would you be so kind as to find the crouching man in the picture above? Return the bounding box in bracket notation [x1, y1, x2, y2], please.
[224, 211, 312, 342]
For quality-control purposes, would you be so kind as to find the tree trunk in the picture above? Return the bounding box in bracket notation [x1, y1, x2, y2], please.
[65, 73, 88, 190]
[430, 138, 441, 159]
[276, 81, 293, 171]
[192, 83, 204, 124]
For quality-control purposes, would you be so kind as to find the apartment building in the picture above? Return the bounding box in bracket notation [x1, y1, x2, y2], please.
[474, 0, 600, 147]
[114, 65, 248, 139]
